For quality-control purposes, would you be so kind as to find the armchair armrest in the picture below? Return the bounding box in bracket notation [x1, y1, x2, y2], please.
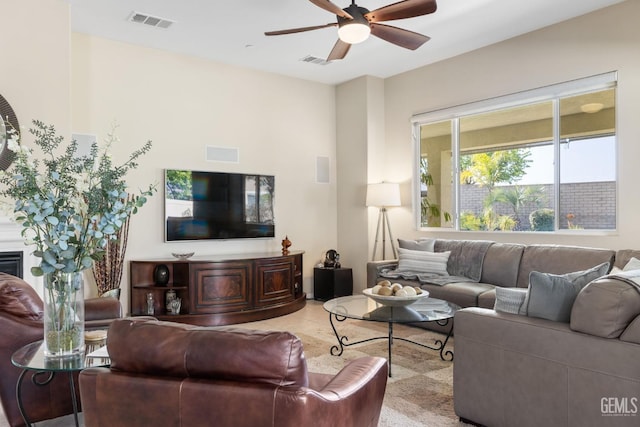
[276, 356, 388, 427]
[313, 356, 388, 400]
[84, 297, 122, 329]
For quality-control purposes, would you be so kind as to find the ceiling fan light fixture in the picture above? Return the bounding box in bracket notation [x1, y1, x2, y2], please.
[338, 22, 371, 44]
[580, 102, 604, 114]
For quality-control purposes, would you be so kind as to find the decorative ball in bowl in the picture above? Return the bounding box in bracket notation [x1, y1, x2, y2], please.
[363, 284, 430, 307]
[171, 252, 194, 260]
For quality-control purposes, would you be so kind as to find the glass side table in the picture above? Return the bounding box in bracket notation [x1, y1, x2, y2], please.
[11, 340, 110, 427]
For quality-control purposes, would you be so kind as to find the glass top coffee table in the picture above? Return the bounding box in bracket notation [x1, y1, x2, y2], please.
[323, 295, 459, 377]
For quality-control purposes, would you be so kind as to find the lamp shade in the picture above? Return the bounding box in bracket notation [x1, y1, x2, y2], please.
[366, 183, 401, 207]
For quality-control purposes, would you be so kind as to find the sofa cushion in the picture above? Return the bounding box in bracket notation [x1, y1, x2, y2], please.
[421, 282, 494, 308]
[614, 249, 640, 269]
[398, 238, 435, 251]
[480, 243, 525, 288]
[494, 288, 527, 314]
[620, 315, 640, 344]
[396, 248, 450, 275]
[477, 289, 497, 309]
[571, 277, 640, 338]
[610, 257, 640, 275]
[516, 245, 614, 288]
[524, 262, 609, 322]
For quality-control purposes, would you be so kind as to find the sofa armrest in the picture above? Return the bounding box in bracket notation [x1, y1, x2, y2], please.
[366, 260, 398, 288]
[454, 307, 640, 427]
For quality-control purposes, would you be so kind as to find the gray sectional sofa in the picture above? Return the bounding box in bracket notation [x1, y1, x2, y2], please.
[367, 238, 619, 309]
[368, 239, 640, 427]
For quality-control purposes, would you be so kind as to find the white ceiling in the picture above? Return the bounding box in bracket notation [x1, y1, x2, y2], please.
[65, 0, 625, 85]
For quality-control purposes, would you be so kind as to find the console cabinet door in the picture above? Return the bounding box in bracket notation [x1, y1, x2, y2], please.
[190, 262, 252, 313]
[254, 258, 295, 307]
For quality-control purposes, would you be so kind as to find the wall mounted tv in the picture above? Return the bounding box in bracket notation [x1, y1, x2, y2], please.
[165, 169, 275, 241]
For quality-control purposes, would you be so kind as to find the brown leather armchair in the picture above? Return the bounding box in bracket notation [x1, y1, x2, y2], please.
[80, 318, 388, 427]
[0, 272, 122, 427]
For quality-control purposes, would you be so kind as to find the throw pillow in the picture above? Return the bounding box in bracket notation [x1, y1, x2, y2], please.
[494, 287, 527, 314]
[624, 257, 640, 271]
[609, 266, 623, 275]
[398, 238, 435, 252]
[395, 248, 450, 275]
[524, 262, 610, 322]
[571, 277, 640, 338]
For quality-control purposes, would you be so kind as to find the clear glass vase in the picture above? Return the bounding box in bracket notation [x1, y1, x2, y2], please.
[43, 272, 85, 357]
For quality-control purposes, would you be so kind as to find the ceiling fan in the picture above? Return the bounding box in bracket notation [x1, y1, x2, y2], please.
[265, 0, 437, 61]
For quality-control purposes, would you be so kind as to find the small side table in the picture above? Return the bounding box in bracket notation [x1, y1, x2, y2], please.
[314, 267, 353, 301]
[11, 340, 110, 427]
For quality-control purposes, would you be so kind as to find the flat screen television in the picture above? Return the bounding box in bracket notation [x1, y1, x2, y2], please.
[165, 169, 275, 241]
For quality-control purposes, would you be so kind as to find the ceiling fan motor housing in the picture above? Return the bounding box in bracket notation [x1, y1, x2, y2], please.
[338, 5, 371, 28]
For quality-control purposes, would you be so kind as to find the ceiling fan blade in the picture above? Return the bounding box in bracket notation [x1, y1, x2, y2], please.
[308, 0, 354, 19]
[370, 23, 430, 50]
[365, 0, 437, 23]
[327, 39, 351, 61]
[265, 23, 337, 36]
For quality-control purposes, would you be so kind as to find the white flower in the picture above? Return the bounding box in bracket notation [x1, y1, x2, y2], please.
[7, 136, 19, 151]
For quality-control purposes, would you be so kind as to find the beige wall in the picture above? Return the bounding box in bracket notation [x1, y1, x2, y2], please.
[3, 0, 640, 305]
[0, 0, 70, 132]
[382, 0, 640, 250]
[70, 34, 337, 308]
[0, 0, 71, 293]
[336, 76, 387, 292]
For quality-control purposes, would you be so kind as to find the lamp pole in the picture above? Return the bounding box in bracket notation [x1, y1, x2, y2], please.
[367, 182, 401, 261]
[372, 206, 398, 261]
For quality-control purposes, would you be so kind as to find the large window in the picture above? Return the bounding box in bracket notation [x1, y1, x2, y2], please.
[413, 73, 616, 232]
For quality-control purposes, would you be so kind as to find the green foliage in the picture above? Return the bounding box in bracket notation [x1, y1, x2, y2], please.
[0, 120, 157, 275]
[459, 149, 534, 232]
[529, 208, 555, 231]
[494, 185, 546, 230]
[459, 149, 531, 190]
[419, 157, 451, 227]
[460, 211, 483, 230]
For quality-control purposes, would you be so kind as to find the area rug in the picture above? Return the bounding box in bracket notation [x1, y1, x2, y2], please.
[244, 301, 468, 427]
[0, 301, 468, 426]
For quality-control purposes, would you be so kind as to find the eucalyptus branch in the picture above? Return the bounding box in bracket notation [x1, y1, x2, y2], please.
[0, 119, 157, 277]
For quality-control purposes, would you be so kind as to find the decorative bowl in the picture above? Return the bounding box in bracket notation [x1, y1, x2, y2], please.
[362, 288, 430, 307]
[171, 252, 194, 260]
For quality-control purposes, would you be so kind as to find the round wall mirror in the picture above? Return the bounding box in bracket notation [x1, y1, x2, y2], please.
[0, 94, 19, 170]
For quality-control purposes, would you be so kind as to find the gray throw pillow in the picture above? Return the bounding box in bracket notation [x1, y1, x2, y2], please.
[494, 287, 527, 314]
[398, 238, 435, 252]
[525, 262, 610, 322]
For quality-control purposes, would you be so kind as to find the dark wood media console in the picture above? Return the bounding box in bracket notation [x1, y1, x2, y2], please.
[129, 251, 305, 326]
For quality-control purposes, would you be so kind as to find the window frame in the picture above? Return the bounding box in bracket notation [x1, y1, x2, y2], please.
[411, 72, 618, 233]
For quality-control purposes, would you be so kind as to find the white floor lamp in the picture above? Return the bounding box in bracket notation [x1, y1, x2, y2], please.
[366, 182, 401, 261]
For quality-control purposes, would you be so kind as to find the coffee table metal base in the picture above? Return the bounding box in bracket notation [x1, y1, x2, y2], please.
[328, 312, 454, 377]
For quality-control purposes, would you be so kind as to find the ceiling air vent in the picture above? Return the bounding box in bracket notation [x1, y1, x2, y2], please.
[128, 11, 174, 29]
[300, 55, 331, 66]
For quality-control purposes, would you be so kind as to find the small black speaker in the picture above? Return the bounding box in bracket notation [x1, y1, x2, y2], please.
[153, 264, 170, 285]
